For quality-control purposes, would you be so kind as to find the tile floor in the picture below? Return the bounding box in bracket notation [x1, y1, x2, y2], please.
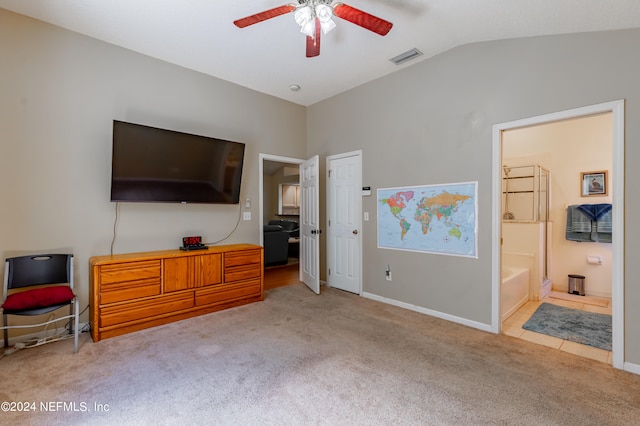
[502, 293, 612, 364]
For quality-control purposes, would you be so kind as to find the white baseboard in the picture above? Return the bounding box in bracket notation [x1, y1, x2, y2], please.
[361, 292, 493, 333]
[624, 361, 640, 375]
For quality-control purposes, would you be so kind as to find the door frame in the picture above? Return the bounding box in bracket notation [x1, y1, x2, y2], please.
[326, 150, 363, 295]
[258, 153, 304, 247]
[491, 100, 625, 369]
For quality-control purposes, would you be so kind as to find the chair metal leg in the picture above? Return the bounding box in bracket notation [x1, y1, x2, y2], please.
[73, 299, 79, 354]
[3, 314, 7, 348]
[69, 303, 73, 335]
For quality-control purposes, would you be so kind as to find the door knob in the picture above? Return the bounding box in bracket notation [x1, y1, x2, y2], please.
[352, 229, 358, 235]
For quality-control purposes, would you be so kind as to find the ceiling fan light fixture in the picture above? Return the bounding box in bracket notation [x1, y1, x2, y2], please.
[315, 4, 336, 35]
[320, 19, 336, 35]
[295, 2, 336, 38]
[315, 4, 332, 21]
[294, 6, 315, 37]
[319, 19, 336, 35]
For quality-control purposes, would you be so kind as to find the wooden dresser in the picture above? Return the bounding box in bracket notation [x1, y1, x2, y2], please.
[90, 244, 263, 342]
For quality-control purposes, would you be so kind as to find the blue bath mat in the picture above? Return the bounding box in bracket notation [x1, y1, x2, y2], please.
[522, 302, 612, 351]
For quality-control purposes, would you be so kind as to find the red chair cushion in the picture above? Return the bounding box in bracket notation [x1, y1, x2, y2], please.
[2, 286, 74, 311]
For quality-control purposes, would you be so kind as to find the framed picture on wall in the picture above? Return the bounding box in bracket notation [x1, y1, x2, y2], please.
[581, 170, 607, 196]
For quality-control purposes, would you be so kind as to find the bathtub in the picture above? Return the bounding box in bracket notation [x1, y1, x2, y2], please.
[501, 265, 530, 321]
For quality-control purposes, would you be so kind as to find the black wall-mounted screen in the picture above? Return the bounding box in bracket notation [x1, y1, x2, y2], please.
[110, 120, 245, 204]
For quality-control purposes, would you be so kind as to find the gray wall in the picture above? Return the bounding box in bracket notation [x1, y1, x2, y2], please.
[0, 9, 307, 319]
[307, 29, 640, 363]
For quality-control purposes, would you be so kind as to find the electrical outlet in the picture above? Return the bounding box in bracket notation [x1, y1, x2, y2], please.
[243, 212, 251, 221]
[245, 198, 251, 208]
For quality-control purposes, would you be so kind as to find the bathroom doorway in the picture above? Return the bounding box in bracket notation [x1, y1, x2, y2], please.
[491, 100, 625, 369]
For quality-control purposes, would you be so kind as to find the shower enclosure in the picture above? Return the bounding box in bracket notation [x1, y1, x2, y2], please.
[502, 165, 549, 223]
[502, 164, 551, 300]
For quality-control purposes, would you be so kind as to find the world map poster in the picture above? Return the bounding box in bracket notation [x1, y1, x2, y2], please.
[377, 181, 478, 258]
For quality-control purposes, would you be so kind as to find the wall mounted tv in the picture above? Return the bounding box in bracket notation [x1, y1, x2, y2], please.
[110, 120, 245, 204]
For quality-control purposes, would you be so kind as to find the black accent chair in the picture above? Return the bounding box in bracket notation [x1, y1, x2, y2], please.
[263, 225, 290, 267]
[1, 254, 79, 353]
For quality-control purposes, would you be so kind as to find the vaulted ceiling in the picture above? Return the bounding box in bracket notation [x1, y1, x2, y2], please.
[1, 0, 639, 106]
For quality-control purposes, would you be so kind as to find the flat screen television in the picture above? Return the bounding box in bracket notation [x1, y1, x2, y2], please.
[110, 120, 245, 204]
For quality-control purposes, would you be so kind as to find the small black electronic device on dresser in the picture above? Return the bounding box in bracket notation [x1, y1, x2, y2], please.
[180, 236, 208, 251]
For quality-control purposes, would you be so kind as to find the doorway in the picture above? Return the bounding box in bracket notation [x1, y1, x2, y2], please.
[501, 116, 611, 363]
[491, 100, 625, 369]
[259, 153, 321, 294]
[259, 154, 304, 290]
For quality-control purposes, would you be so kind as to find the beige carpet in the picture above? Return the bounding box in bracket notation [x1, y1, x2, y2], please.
[1, 283, 640, 425]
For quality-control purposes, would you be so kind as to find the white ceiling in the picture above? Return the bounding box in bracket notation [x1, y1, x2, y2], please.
[1, 0, 639, 106]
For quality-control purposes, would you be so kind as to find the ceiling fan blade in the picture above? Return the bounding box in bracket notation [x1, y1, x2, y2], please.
[234, 5, 296, 28]
[332, 3, 393, 36]
[306, 18, 321, 58]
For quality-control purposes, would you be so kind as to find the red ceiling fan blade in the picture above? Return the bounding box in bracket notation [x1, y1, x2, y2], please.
[234, 5, 296, 28]
[333, 3, 393, 36]
[306, 18, 321, 58]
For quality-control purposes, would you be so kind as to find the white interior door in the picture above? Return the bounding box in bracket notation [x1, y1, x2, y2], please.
[300, 155, 320, 294]
[327, 151, 362, 294]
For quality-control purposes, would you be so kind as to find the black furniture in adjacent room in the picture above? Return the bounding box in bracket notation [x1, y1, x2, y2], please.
[263, 220, 300, 266]
[263, 225, 290, 267]
[267, 219, 299, 238]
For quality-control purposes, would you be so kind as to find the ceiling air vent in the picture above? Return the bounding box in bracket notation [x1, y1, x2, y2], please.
[389, 48, 423, 65]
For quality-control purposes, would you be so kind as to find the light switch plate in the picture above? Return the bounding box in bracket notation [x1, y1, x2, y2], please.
[243, 212, 251, 221]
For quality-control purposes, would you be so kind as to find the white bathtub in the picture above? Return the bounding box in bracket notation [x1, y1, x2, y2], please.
[501, 265, 530, 321]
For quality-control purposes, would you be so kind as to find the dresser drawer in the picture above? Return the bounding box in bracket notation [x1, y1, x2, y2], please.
[195, 279, 261, 307]
[99, 260, 161, 284]
[224, 264, 261, 283]
[100, 278, 161, 305]
[224, 249, 261, 268]
[100, 292, 194, 328]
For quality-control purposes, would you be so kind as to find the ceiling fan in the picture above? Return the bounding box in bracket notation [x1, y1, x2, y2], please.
[234, 1, 393, 58]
